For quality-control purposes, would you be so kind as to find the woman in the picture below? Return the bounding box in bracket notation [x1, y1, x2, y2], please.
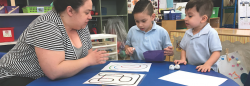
[0, 0, 109, 86]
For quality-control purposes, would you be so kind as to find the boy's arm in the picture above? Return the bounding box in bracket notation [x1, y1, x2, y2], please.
[206, 29, 222, 66]
[162, 29, 174, 56]
[197, 29, 222, 72]
[125, 28, 135, 55]
[162, 29, 172, 48]
[204, 51, 220, 67]
[180, 49, 186, 61]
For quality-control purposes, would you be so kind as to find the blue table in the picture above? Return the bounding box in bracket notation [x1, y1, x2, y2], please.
[27, 60, 239, 86]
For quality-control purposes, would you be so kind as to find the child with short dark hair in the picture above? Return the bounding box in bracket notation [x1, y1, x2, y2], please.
[125, 0, 174, 60]
[174, 0, 222, 72]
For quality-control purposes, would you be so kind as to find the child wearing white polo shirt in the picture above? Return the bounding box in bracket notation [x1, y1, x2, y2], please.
[174, 0, 222, 72]
[125, 0, 174, 60]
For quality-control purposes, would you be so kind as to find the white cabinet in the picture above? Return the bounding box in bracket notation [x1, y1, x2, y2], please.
[90, 34, 118, 60]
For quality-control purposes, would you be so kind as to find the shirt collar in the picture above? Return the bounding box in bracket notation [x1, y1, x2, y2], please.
[186, 23, 212, 36]
[136, 21, 157, 31]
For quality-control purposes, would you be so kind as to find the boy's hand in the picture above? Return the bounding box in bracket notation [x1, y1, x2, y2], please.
[174, 60, 187, 65]
[196, 64, 211, 72]
[164, 46, 174, 56]
[125, 47, 135, 55]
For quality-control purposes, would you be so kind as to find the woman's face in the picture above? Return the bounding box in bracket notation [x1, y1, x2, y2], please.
[71, 0, 92, 30]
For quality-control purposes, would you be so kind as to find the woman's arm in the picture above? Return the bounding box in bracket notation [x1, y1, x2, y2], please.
[35, 47, 108, 80]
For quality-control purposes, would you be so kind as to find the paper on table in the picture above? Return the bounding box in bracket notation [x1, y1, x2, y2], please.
[159, 70, 228, 86]
[101, 62, 152, 72]
[83, 72, 145, 86]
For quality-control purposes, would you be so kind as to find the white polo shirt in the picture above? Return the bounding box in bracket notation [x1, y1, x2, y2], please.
[125, 21, 172, 60]
[180, 23, 222, 72]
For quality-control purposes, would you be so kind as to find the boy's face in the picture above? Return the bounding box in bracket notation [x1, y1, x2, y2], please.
[184, 6, 204, 29]
[134, 12, 155, 32]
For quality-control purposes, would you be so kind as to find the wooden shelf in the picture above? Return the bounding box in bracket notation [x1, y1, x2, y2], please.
[0, 13, 44, 16]
[0, 41, 17, 46]
[92, 15, 101, 17]
[161, 17, 220, 33]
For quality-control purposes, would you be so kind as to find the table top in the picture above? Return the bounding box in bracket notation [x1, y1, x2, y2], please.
[27, 60, 239, 86]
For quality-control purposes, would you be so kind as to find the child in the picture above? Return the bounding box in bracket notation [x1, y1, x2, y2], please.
[174, 0, 222, 72]
[125, 0, 173, 60]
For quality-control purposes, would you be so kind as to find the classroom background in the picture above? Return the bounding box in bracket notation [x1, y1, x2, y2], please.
[0, 0, 250, 86]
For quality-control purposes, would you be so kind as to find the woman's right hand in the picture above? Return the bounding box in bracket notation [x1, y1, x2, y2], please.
[125, 47, 135, 55]
[174, 59, 187, 65]
[86, 49, 109, 66]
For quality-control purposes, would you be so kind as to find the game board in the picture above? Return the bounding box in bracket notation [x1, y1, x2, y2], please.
[101, 62, 152, 72]
[83, 72, 145, 86]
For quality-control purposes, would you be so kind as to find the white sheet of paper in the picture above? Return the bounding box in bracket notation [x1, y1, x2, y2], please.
[159, 70, 228, 86]
[101, 62, 152, 72]
[83, 72, 145, 86]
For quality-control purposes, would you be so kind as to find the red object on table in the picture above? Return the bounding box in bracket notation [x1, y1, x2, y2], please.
[0, 27, 15, 43]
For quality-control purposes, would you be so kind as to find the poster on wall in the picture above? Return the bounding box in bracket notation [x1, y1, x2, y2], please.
[238, 0, 250, 29]
[218, 51, 249, 86]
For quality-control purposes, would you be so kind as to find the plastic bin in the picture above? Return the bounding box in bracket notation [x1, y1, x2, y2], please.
[107, 54, 116, 60]
[22, 6, 52, 13]
[164, 9, 182, 20]
[0, 27, 15, 43]
[211, 7, 219, 18]
[0, 6, 5, 13]
[6, 6, 19, 13]
[93, 47, 116, 53]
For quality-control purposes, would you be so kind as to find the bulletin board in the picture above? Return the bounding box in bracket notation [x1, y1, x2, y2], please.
[238, 0, 250, 29]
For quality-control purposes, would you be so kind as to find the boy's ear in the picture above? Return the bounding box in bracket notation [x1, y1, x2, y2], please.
[201, 15, 208, 23]
[151, 13, 156, 21]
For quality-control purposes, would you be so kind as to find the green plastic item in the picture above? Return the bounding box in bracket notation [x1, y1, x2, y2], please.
[22, 6, 52, 13]
[50, 2, 53, 7]
[211, 7, 219, 18]
[119, 50, 127, 59]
